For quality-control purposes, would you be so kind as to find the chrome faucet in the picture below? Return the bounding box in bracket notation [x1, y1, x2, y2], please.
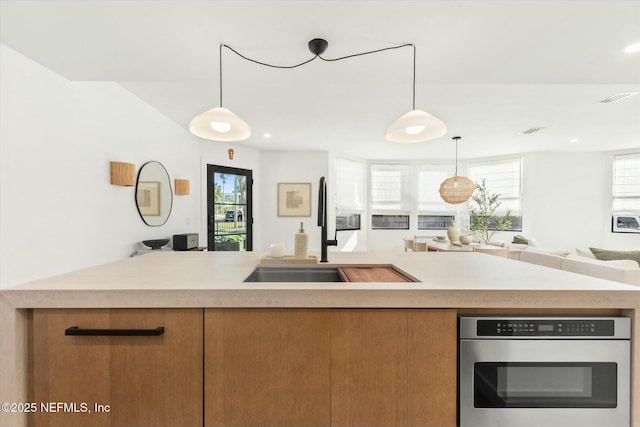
[318, 177, 337, 262]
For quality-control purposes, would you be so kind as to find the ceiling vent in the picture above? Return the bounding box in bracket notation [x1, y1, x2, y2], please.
[599, 92, 639, 103]
[521, 127, 545, 135]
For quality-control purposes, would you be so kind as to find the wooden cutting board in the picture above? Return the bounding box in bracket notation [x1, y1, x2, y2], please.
[338, 267, 411, 282]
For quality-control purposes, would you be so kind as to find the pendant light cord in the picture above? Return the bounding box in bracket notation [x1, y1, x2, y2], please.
[453, 136, 461, 176]
[218, 42, 415, 108]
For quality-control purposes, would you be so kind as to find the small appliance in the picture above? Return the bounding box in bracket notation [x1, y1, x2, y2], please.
[173, 233, 199, 251]
[459, 316, 630, 427]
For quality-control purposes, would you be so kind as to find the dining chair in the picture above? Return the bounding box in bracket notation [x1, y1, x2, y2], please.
[403, 239, 414, 252]
[473, 247, 509, 258]
[413, 241, 428, 252]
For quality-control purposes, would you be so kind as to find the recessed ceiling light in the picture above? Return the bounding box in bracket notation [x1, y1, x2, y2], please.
[570, 138, 579, 143]
[263, 133, 272, 139]
[624, 41, 640, 53]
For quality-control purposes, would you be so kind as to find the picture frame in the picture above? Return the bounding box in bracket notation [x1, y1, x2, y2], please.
[136, 181, 161, 216]
[277, 182, 312, 217]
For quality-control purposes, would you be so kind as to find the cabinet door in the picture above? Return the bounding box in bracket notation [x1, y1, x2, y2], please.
[205, 309, 331, 427]
[30, 308, 203, 427]
[330, 309, 457, 427]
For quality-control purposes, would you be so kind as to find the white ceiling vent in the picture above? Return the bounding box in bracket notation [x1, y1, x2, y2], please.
[521, 127, 545, 135]
[599, 92, 639, 103]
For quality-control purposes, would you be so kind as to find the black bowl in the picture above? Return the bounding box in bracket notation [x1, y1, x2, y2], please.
[142, 239, 169, 250]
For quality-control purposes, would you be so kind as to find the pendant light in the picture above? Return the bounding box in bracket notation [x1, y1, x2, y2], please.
[385, 45, 446, 143]
[439, 136, 475, 204]
[189, 39, 445, 142]
[189, 45, 251, 142]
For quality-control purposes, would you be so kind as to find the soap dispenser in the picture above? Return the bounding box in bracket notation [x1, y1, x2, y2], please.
[294, 222, 309, 259]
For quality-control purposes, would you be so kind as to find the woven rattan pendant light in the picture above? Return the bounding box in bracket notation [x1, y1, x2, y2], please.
[439, 136, 475, 204]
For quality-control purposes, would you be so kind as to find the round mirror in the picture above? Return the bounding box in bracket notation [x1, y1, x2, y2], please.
[135, 161, 173, 226]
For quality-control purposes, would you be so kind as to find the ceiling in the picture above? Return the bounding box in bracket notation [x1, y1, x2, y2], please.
[1, 0, 639, 160]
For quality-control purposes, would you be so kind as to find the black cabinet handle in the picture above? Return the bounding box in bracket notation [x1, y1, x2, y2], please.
[65, 326, 165, 336]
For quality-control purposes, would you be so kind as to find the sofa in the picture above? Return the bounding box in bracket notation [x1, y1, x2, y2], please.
[517, 248, 640, 286]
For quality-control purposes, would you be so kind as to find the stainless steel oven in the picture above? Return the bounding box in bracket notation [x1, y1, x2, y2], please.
[459, 316, 631, 427]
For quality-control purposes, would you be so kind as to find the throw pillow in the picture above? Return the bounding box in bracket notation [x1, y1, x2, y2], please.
[512, 235, 528, 244]
[576, 248, 596, 258]
[590, 247, 640, 265]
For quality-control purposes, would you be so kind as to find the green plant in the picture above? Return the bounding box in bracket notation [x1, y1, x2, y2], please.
[224, 235, 245, 243]
[469, 178, 512, 244]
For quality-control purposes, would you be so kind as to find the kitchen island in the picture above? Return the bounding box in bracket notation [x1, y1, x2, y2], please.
[1, 250, 639, 426]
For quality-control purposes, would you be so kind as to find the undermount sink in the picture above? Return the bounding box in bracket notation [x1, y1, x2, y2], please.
[244, 267, 343, 282]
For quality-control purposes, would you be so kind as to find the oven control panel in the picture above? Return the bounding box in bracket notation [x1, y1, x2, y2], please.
[477, 319, 615, 336]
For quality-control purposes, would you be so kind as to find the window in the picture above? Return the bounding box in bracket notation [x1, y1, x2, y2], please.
[613, 153, 640, 212]
[417, 164, 456, 230]
[371, 214, 410, 230]
[336, 213, 361, 231]
[417, 166, 451, 212]
[370, 164, 412, 229]
[612, 153, 640, 233]
[468, 158, 522, 231]
[335, 158, 365, 212]
[418, 214, 455, 230]
[335, 159, 364, 231]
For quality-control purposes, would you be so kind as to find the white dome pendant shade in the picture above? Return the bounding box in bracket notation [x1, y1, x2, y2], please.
[439, 136, 475, 204]
[189, 107, 251, 142]
[385, 109, 447, 143]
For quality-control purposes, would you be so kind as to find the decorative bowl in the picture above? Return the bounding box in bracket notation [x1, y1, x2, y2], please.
[435, 236, 447, 242]
[459, 235, 473, 245]
[142, 239, 169, 250]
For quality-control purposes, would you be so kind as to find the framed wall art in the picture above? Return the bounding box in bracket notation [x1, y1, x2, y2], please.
[136, 181, 161, 216]
[277, 183, 311, 217]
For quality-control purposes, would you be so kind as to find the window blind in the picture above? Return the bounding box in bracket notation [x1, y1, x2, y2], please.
[613, 153, 640, 212]
[417, 165, 454, 212]
[370, 164, 412, 213]
[468, 158, 522, 214]
[335, 158, 365, 211]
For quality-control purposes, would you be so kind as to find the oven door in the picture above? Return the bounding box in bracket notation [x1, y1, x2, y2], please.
[459, 339, 630, 427]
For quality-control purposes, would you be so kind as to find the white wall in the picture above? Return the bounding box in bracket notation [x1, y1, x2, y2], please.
[259, 151, 329, 255]
[0, 45, 200, 289]
[521, 152, 609, 250]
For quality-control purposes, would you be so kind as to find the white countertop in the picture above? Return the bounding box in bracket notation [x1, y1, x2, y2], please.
[2, 251, 639, 309]
[2, 251, 640, 427]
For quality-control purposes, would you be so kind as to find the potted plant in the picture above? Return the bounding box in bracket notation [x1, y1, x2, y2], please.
[469, 178, 512, 244]
[214, 235, 244, 251]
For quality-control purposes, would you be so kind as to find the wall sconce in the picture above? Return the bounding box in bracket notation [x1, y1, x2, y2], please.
[175, 179, 190, 195]
[110, 161, 135, 186]
[228, 148, 235, 160]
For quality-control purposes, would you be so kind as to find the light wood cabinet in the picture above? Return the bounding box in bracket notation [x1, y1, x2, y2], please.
[204, 309, 331, 427]
[29, 308, 203, 427]
[204, 308, 456, 427]
[331, 309, 457, 427]
[30, 308, 455, 427]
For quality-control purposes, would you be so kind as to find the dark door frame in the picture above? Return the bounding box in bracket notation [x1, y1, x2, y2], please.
[207, 164, 253, 251]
